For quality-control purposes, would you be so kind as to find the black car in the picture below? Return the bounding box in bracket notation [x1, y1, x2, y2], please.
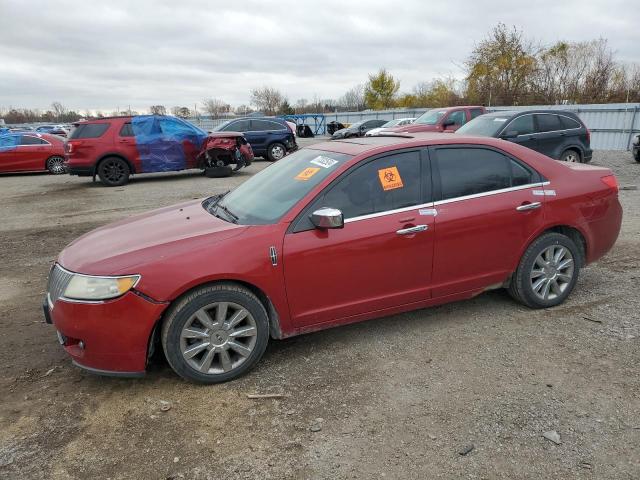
[213, 117, 297, 161]
[331, 119, 387, 140]
[632, 134, 639, 162]
[456, 110, 593, 163]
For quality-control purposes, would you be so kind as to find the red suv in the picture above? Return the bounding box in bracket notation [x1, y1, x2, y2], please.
[45, 133, 621, 383]
[383, 106, 486, 134]
[65, 115, 253, 186]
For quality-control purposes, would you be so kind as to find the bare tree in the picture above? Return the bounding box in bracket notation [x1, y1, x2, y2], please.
[202, 98, 230, 118]
[149, 105, 167, 115]
[250, 86, 284, 115]
[51, 102, 67, 121]
[171, 106, 191, 118]
[339, 84, 366, 111]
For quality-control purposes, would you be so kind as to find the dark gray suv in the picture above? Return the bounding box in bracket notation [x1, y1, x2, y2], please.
[456, 110, 593, 163]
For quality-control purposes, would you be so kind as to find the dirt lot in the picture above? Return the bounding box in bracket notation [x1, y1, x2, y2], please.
[0, 143, 638, 479]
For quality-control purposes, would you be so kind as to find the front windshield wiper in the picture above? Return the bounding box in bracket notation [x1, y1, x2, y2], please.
[215, 203, 239, 224]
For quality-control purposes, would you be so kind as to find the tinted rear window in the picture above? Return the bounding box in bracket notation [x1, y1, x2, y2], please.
[20, 135, 47, 145]
[559, 115, 581, 129]
[119, 123, 134, 137]
[535, 114, 562, 133]
[69, 123, 110, 139]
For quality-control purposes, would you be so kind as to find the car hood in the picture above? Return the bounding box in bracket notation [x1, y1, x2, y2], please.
[386, 124, 440, 133]
[58, 200, 247, 275]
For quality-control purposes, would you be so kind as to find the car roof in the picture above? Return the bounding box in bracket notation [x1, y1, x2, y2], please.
[486, 109, 579, 117]
[308, 132, 513, 155]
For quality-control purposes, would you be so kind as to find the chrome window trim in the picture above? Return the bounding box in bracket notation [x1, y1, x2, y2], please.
[343, 181, 550, 224]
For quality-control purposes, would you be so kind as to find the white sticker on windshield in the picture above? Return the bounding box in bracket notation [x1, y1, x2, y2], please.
[493, 118, 507, 122]
[310, 156, 339, 168]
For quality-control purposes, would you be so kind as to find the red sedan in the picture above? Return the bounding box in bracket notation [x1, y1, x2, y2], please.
[0, 132, 66, 174]
[44, 133, 622, 382]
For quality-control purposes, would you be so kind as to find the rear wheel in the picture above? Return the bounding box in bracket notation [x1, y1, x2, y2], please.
[97, 157, 130, 186]
[508, 232, 581, 309]
[46, 156, 66, 174]
[161, 283, 269, 383]
[634, 150, 640, 162]
[560, 149, 581, 163]
[266, 142, 286, 162]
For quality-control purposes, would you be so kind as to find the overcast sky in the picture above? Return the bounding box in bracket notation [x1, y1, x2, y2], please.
[0, 0, 637, 113]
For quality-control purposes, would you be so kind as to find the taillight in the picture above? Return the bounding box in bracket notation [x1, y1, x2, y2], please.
[601, 175, 618, 192]
[586, 129, 591, 144]
[65, 142, 72, 153]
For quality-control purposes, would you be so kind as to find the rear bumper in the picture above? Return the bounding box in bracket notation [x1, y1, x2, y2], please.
[46, 291, 167, 374]
[583, 149, 593, 163]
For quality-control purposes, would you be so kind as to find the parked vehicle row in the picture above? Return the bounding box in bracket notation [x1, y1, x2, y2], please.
[44, 131, 622, 382]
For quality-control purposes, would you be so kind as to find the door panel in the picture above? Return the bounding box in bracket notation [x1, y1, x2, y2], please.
[430, 145, 545, 297]
[283, 210, 434, 326]
[432, 187, 544, 296]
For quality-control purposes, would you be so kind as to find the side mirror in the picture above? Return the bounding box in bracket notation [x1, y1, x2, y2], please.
[500, 130, 519, 139]
[311, 207, 344, 229]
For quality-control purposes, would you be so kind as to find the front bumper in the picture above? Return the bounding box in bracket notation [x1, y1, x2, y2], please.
[45, 291, 167, 374]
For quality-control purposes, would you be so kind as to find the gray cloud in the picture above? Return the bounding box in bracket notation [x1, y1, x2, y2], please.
[0, 0, 637, 112]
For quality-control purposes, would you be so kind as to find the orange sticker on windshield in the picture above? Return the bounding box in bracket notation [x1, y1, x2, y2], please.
[295, 167, 320, 181]
[378, 166, 403, 191]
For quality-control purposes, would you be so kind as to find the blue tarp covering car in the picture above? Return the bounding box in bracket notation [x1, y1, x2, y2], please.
[131, 115, 208, 173]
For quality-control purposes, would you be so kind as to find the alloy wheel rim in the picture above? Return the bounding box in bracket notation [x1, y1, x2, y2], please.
[271, 145, 285, 160]
[105, 161, 125, 182]
[530, 245, 574, 301]
[565, 153, 577, 162]
[180, 302, 257, 375]
[49, 156, 65, 174]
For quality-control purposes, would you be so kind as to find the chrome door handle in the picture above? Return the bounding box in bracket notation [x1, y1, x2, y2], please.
[396, 225, 428, 235]
[516, 202, 542, 211]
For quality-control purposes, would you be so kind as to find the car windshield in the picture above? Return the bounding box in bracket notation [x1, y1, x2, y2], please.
[209, 149, 352, 225]
[414, 110, 446, 125]
[456, 115, 508, 137]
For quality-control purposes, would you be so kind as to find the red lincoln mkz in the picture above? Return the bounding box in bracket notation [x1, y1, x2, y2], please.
[44, 133, 622, 383]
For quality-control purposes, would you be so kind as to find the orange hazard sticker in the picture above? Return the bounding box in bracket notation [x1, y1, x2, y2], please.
[378, 166, 403, 191]
[295, 167, 320, 181]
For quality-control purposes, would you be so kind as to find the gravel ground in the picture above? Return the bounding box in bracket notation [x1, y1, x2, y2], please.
[0, 144, 638, 479]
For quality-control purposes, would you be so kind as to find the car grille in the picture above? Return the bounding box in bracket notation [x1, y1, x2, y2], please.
[47, 264, 73, 305]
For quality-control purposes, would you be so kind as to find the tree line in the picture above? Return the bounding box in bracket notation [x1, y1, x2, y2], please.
[3, 24, 639, 124]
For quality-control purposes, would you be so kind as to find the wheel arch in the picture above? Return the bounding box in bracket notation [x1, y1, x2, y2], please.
[559, 145, 583, 161]
[96, 153, 136, 174]
[44, 154, 65, 171]
[521, 224, 588, 269]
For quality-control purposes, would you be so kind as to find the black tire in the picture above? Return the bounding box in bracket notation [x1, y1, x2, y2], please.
[204, 165, 233, 178]
[560, 149, 581, 163]
[97, 157, 130, 186]
[266, 142, 286, 162]
[508, 232, 581, 309]
[161, 283, 269, 384]
[634, 151, 640, 163]
[46, 156, 66, 174]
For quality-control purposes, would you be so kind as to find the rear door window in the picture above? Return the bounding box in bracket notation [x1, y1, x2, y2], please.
[434, 147, 537, 200]
[69, 123, 110, 139]
[558, 115, 581, 129]
[223, 120, 249, 132]
[535, 114, 563, 133]
[119, 123, 134, 137]
[20, 135, 47, 145]
[249, 120, 286, 131]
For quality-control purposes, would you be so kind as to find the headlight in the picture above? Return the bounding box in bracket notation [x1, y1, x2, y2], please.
[63, 274, 140, 301]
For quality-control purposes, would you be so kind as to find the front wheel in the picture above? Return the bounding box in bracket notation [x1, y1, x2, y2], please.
[266, 142, 286, 162]
[97, 157, 130, 186]
[46, 156, 66, 174]
[508, 233, 581, 309]
[161, 283, 269, 383]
